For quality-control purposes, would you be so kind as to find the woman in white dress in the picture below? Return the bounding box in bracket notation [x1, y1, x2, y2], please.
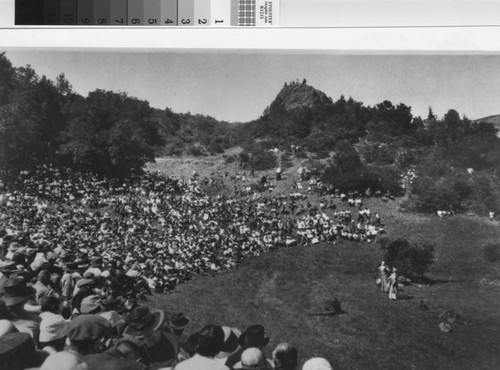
[387, 267, 398, 300]
[378, 261, 389, 292]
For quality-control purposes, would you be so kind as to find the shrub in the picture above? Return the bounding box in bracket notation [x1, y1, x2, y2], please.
[484, 244, 500, 263]
[379, 238, 435, 278]
[187, 144, 206, 157]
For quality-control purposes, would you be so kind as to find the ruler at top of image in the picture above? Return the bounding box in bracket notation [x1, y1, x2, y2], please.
[14, 0, 280, 26]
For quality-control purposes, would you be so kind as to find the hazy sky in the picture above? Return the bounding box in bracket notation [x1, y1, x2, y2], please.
[4, 50, 500, 122]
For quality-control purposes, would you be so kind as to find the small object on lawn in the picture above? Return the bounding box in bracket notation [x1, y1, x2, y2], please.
[308, 298, 346, 316]
[419, 300, 429, 310]
[439, 322, 452, 333]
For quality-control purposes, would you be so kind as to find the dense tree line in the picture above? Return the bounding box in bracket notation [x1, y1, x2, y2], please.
[1, 53, 499, 214]
[0, 53, 162, 177]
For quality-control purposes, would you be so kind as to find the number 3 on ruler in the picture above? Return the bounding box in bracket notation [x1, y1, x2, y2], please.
[181, 19, 190, 24]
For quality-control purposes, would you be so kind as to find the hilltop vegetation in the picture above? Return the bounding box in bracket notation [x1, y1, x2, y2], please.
[1, 53, 499, 214]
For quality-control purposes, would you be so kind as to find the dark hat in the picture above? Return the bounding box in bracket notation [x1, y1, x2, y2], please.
[168, 312, 189, 330]
[123, 306, 164, 338]
[142, 331, 179, 365]
[219, 326, 241, 356]
[198, 325, 224, 354]
[66, 314, 111, 342]
[64, 262, 78, 271]
[1, 276, 36, 307]
[0, 332, 48, 369]
[239, 325, 270, 348]
[101, 296, 126, 312]
[60, 251, 75, 263]
[0, 262, 22, 275]
[90, 257, 102, 267]
[75, 257, 89, 269]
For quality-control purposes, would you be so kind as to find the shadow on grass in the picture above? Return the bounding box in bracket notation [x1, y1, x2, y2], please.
[307, 310, 348, 317]
[396, 294, 414, 300]
[409, 276, 466, 286]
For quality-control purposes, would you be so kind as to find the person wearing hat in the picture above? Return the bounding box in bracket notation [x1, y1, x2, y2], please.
[63, 314, 112, 360]
[215, 326, 242, 366]
[39, 296, 67, 353]
[123, 306, 165, 339]
[5, 241, 22, 261]
[302, 358, 333, 370]
[82, 336, 148, 370]
[34, 269, 56, 304]
[1, 276, 42, 341]
[272, 343, 298, 370]
[60, 262, 79, 305]
[0, 318, 18, 338]
[175, 324, 229, 370]
[0, 261, 23, 296]
[85, 257, 103, 278]
[0, 332, 49, 370]
[39, 350, 88, 370]
[225, 324, 270, 369]
[143, 330, 180, 370]
[167, 312, 190, 337]
[234, 347, 272, 370]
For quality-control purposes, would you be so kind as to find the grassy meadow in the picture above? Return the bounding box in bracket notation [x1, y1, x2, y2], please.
[149, 157, 500, 369]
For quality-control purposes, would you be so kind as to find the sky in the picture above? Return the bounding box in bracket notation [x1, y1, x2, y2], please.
[3, 50, 500, 122]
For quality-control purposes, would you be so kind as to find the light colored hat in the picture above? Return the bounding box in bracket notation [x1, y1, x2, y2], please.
[40, 350, 84, 370]
[0, 319, 18, 338]
[39, 313, 67, 343]
[302, 357, 333, 370]
[235, 347, 265, 369]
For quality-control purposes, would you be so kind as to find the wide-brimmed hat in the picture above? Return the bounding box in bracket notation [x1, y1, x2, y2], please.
[0, 319, 18, 338]
[0, 332, 49, 369]
[39, 313, 67, 343]
[7, 242, 22, 253]
[168, 312, 189, 330]
[64, 262, 78, 272]
[65, 314, 111, 341]
[101, 296, 126, 313]
[0, 262, 22, 275]
[142, 330, 179, 366]
[239, 325, 270, 348]
[80, 295, 103, 314]
[216, 326, 242, 359]
[75, 258, 89, 270]
[1, 276, 36, 307]
[123, 306, 164, 338]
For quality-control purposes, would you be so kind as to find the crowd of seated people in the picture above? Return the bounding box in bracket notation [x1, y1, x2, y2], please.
[0, 166, 384, 294]
[0, 267, 333, 370]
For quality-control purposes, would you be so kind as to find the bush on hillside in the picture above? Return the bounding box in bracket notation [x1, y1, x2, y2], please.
[378, 237, 435, 279]
[186, 144, 206, 157]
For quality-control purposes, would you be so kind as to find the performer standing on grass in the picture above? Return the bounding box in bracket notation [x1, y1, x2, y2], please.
[378, 261, 389, 292]
[387, 267, 398, 300]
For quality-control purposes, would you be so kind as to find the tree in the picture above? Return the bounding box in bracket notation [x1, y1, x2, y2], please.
[378, 238, 434, 279]
[334, 140, 361, 172]
[0, 52, 15, 106]
[60, 90, 162, 176]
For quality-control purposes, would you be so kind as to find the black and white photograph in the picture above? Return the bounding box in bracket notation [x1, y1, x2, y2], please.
[0, 49, 500, 370]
